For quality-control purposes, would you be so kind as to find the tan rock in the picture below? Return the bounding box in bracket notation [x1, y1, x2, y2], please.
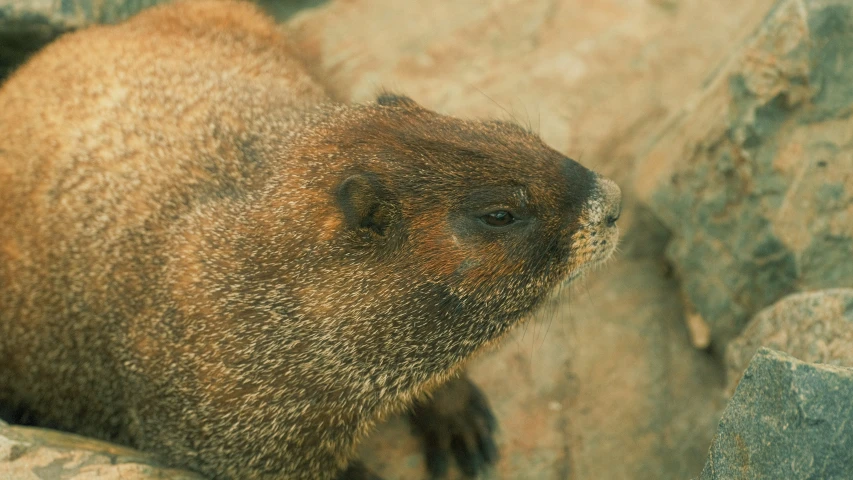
[0, 420, 201, 480]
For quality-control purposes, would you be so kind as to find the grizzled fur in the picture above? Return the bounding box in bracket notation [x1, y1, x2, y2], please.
[0, 1, 621, 479]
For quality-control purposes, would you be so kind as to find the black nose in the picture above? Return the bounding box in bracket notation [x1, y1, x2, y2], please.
[598, 178, 622, 227]
[606, 211, 620, 227]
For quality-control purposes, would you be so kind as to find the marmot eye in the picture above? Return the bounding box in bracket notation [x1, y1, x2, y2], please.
[482, 210, 515, 227]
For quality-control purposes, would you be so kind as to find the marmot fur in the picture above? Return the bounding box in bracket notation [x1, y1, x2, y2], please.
[0, 1, 622, 478]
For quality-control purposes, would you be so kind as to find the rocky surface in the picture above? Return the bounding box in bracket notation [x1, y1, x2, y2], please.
[635, 0, 853, 349]
[725, 289, 853, 395]
[700, 348, 853, 480]
[0, 419, 201, 479]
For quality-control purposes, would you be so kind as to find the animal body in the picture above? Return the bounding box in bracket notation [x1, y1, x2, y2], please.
[0, 1, 621, 478]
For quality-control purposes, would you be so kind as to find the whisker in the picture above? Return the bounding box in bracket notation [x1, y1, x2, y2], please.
[472, 85, 522, 127]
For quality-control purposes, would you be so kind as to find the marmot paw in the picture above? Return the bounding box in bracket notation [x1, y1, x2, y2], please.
[408, 374, 499, 478]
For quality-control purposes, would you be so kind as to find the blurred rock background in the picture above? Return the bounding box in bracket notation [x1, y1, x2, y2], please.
[1, 0, 851, 479]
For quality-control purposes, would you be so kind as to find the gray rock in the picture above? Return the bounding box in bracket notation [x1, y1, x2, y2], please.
[725, 289, 853, 395]
[0, 418, 202, 479]
[635, 0, 853, 349]
[700, 347, 853, 480]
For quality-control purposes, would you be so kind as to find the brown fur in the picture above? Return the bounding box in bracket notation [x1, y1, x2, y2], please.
[0, 1, 621, 479]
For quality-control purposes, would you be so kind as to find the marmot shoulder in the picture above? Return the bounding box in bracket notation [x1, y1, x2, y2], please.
[0, 2, 622, 479]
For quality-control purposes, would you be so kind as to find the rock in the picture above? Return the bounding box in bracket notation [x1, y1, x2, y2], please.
[725, 289, 853, 395]
[635, 0, 853, 349]
[0, 419, 202, 479]
[700, 348, 853, 480]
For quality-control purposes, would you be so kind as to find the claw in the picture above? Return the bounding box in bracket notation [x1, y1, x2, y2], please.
[409, 375, 500, 478]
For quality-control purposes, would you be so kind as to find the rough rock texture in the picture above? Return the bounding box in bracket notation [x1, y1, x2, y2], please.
[0, 419, 202, 479]
[635, 0, 853, 349]
[700, 348, 853, 480]
[725, 289, 853, 395]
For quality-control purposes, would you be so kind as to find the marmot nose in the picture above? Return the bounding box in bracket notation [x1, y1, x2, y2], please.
[598, 178, 622, 227]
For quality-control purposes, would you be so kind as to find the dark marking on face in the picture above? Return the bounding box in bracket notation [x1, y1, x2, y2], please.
[560, 156, 596, 217]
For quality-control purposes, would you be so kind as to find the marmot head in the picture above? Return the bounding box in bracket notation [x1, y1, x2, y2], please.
[249, 93, 621, 384]
[331, 94, 618, 300]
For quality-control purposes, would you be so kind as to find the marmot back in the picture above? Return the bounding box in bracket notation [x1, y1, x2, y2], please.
[0, 1, 622, 479]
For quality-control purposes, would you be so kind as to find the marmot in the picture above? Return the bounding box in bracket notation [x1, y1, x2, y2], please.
[0, 1, 622, 479]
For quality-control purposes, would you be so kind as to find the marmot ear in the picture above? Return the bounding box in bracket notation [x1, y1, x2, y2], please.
[336, 174, 395, 236]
